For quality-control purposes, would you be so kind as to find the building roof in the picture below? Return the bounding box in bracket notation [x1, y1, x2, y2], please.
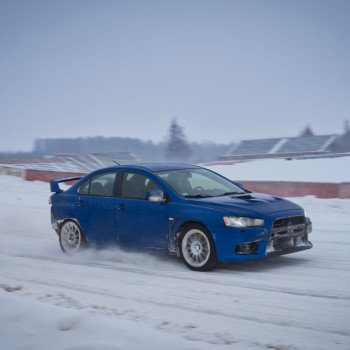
[221, 135, 337, 160]
[0, 158, 63, 164]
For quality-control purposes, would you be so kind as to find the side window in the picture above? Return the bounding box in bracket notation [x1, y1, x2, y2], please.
[78, 180, 89, 195]
[121, 172, 160, 199]
[78, 172, 117, 196]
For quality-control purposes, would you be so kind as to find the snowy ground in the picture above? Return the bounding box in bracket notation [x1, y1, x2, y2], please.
[205, 156, 350, 183]
[0, 175, 349, 350]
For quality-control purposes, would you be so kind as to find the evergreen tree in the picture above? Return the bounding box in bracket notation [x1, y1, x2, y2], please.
[165, 118, 191, 161]
[300, 125, 314, 137]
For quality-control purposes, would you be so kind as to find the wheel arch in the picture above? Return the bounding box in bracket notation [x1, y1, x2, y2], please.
[58, 217, 89, 242]
[174, 220, 215, 257]
[177, 221, 218, 271]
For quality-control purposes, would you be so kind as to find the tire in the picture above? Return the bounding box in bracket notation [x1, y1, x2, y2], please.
[59, 220, 87, 253]
[180, 225, 217, 271]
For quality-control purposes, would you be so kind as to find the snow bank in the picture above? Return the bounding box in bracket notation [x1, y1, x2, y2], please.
[205, 156, 350, 183]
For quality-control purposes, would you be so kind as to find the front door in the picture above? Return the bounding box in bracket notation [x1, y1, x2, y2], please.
[116, 171, 169, 249]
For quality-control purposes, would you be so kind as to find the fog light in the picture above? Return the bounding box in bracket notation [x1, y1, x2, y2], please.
[235, 242, 259, 255]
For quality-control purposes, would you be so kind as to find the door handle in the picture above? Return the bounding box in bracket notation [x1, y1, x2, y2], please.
[117, 203, 126, 210]
[75, 199, 84, 207]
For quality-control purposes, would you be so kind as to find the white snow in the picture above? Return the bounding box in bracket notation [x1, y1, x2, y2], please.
[0, 175, 350, 350]
[204, 156, 350, 183]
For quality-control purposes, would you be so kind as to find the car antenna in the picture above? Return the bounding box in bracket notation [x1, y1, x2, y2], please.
[113, 160, 120, 165]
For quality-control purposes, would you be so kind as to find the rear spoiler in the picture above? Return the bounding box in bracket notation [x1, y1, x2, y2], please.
[50, 177, 83, 193]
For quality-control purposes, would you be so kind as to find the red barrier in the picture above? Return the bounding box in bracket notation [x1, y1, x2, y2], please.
[239, 181, 347, 198]
[339, 183, 350, 198]
[26, 169, 86, 183]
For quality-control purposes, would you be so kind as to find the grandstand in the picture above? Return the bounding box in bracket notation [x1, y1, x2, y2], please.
[0, 151, 142, 177]
[219, 135, 337, 161]
[87, 151, 141, 167]
[0, 157, 85, 173]
[56, 154, 98, 172]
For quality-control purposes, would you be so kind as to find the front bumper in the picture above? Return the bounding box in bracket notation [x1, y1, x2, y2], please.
[209, 212, 313, 262]
[209, 225, 270, 261]
[266, 241, 313, 257]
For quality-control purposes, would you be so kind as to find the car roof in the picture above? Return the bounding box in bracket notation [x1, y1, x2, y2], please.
[102, 163, 201, 172]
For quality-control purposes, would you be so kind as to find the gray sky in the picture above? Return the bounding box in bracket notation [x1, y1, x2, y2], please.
[1, 0, 349, 152]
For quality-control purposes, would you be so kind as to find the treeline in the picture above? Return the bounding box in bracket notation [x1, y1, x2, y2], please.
[3, 121, 350, 161]
[27, 136, 230, 163]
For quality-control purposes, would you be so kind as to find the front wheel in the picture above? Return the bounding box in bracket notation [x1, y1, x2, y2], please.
[180, 225, 217, 271]
[59, 220, 87, 253]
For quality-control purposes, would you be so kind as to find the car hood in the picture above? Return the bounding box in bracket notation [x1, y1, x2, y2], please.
[188, 192, 303, 217]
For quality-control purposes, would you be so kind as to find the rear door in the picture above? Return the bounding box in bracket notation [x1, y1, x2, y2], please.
[74, 172, 118, 244]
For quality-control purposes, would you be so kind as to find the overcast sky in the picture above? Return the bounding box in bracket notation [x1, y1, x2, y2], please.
[1, 0, 349, 152]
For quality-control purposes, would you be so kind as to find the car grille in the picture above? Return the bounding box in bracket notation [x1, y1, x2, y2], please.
[266, 215, 307, 254]
[271, 216, 306, 237]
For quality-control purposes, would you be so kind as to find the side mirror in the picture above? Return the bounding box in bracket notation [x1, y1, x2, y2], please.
[146, 189, 166, 202]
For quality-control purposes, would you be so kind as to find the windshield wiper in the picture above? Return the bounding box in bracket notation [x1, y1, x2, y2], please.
[220, 191, 245, 196]
[184, 194, 212, 198]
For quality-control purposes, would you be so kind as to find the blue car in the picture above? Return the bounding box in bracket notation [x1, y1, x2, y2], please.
[50, 163, 312, 271]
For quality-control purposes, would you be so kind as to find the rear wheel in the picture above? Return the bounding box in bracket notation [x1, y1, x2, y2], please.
[59, 220, 86, 253]
[180, 225, 217, 271]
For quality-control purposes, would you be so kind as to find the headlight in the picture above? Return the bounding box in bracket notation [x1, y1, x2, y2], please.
[223, 216, 264, 228]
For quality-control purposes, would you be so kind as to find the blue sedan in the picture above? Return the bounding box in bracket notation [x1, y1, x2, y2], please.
[50, 163, 312, 271]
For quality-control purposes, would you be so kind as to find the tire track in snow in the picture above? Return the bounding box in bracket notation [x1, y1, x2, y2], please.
[0, 253, 349, 339]
[1, 252, 349, 301]
[3, 273, 350, 339]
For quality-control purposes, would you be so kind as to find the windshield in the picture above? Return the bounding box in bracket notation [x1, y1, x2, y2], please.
[156, 168, 247, 198]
